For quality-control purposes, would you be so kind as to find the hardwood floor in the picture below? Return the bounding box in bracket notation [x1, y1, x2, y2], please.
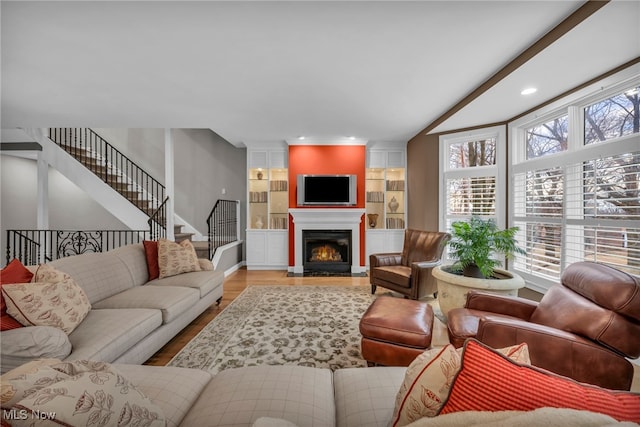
[144, 268, 640, 393]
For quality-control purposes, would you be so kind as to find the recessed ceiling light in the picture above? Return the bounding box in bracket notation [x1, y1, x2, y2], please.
[521, 87, 537, 95]
[298, 136, 305, 140]
[348, 136, 356, 140]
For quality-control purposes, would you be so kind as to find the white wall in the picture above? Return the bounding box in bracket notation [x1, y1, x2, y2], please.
[1, 155, 128, 265]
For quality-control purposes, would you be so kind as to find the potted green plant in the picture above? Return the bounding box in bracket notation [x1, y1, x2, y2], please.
[432, 216, 526, 317]
[448, 216, 526, 278]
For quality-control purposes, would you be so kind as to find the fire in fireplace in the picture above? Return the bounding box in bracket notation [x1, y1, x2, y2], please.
[303, 230, 351, 274]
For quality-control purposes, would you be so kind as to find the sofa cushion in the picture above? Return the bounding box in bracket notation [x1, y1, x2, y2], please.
[116, 364, 213, 427]
[50, 252, 135, 304]
[67, 309, 162, 361]
[334, 366, 405, 427]
[110, 243, 152, 287]
[439, 339, 640, 423]
[3, 279, 91, 334]
[92, 286, 200, 324]
[147, 270, 224, 298]
[0, 327, 71, 374]
[181, 365, 335, 427]
[158, 239, 201, 279]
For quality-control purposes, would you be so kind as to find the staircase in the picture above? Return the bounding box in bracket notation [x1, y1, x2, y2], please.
[14, 128, 238, 263]
[173, 224, 209, 258]
[48, 129, 166, 235]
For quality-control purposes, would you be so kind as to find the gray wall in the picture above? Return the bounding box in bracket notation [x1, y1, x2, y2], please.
[92, 128, 247, 235]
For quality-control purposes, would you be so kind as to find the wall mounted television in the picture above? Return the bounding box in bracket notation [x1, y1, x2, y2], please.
[297, 174, 357, 206]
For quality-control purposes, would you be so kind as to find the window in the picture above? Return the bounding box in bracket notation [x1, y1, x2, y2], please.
[584, 86, 640, 145]
[440, 127, 505, 262]
[511, 77, 640, 291]
[526, 115, 568, 159]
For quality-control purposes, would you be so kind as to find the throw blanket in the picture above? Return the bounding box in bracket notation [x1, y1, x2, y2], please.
[405, 408, 637, 427]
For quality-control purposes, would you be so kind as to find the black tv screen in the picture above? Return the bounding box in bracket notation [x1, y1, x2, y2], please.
[297, 175, 357, 206]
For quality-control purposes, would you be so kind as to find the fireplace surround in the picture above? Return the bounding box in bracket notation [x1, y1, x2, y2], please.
[289, 208, 366, 275]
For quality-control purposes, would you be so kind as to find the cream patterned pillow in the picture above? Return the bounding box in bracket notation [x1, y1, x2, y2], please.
[158, 239, 201, 279]
[2, 278, 92, 335]
[391, 342, 530, 426]
[0, 359, 66, 410]
[32, 263, 72, 283]
[8, 360, 165, 427]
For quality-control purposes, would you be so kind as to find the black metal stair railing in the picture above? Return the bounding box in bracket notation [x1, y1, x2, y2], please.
[148, 197, 169, 240]
[6, 229, 150, 266]
[206, 199, 240, 259]
[48, 128, 166, 231]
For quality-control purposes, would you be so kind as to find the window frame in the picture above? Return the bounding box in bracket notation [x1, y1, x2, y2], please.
[509, 69, 640, 292]
[439, 125, 506, 263]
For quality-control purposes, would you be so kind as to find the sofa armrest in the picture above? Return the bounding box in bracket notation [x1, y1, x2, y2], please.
[466, 290, 538, 320]
[369, 253, 402, 268]
[0, 326, 71, 374]
[477, 317, 634, 391]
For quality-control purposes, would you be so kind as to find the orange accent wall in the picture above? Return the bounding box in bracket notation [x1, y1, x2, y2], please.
[288, 145, 366, 267]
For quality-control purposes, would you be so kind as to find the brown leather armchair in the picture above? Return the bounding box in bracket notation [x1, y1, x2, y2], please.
[447, 261, 640, 390]
[370, 229, 450, 300]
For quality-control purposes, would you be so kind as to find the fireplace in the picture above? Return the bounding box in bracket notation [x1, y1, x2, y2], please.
[289, 208, 366, 275]
[303, 230, 351, 273]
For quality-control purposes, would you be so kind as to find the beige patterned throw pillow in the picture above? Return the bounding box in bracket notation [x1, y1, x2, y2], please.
[158, 239, 201, 279]
[2, 277, 91, 335]
[7, 360, 166, 427]
[32, 263, 72, 283]
[0, 359, 66, 410]
[391, 342, 530, 427]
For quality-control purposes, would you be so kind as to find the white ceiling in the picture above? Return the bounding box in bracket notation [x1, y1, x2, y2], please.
[2, 1, 639, 146]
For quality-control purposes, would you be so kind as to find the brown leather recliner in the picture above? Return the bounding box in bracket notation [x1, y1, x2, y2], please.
[370, 229, 450, 300]
[447, 261, 640, 390]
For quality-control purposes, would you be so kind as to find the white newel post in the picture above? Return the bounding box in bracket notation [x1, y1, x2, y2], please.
[165, 128, 175, 241]
[289, 208, 366, 275]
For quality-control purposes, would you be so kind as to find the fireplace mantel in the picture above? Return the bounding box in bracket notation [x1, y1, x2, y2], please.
[289, 208, 366, 275]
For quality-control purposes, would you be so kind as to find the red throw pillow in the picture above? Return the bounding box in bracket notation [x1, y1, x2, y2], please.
[1, 259, 34, 330]
[439, 339, 640, 423]
[143, 240, 160, 281]
[0, 313, 23, 330]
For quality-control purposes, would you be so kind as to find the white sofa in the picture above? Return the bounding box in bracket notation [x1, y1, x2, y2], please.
[0, 243, 224, 374]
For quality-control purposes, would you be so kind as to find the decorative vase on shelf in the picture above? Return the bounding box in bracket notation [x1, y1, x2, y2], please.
[255, 216, 264, 229]
[256, 170, 264, 180]
[388, 196, 399, 213]
[367, 213, 379, 228]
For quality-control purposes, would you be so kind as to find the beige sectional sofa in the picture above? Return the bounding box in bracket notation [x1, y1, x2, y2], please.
[115, 363, 405, 427]
[0, 243, 224, 374]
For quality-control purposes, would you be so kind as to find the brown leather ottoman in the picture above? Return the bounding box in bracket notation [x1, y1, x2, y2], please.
[359, 296, 434, 367]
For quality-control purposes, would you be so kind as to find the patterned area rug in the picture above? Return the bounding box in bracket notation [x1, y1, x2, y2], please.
[167, 285, 378, 374]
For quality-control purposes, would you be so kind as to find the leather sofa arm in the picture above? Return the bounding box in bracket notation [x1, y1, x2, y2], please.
[476, 317, 634, 391]
[369, 253, 402, 268]
[466, 290, 538, 321]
